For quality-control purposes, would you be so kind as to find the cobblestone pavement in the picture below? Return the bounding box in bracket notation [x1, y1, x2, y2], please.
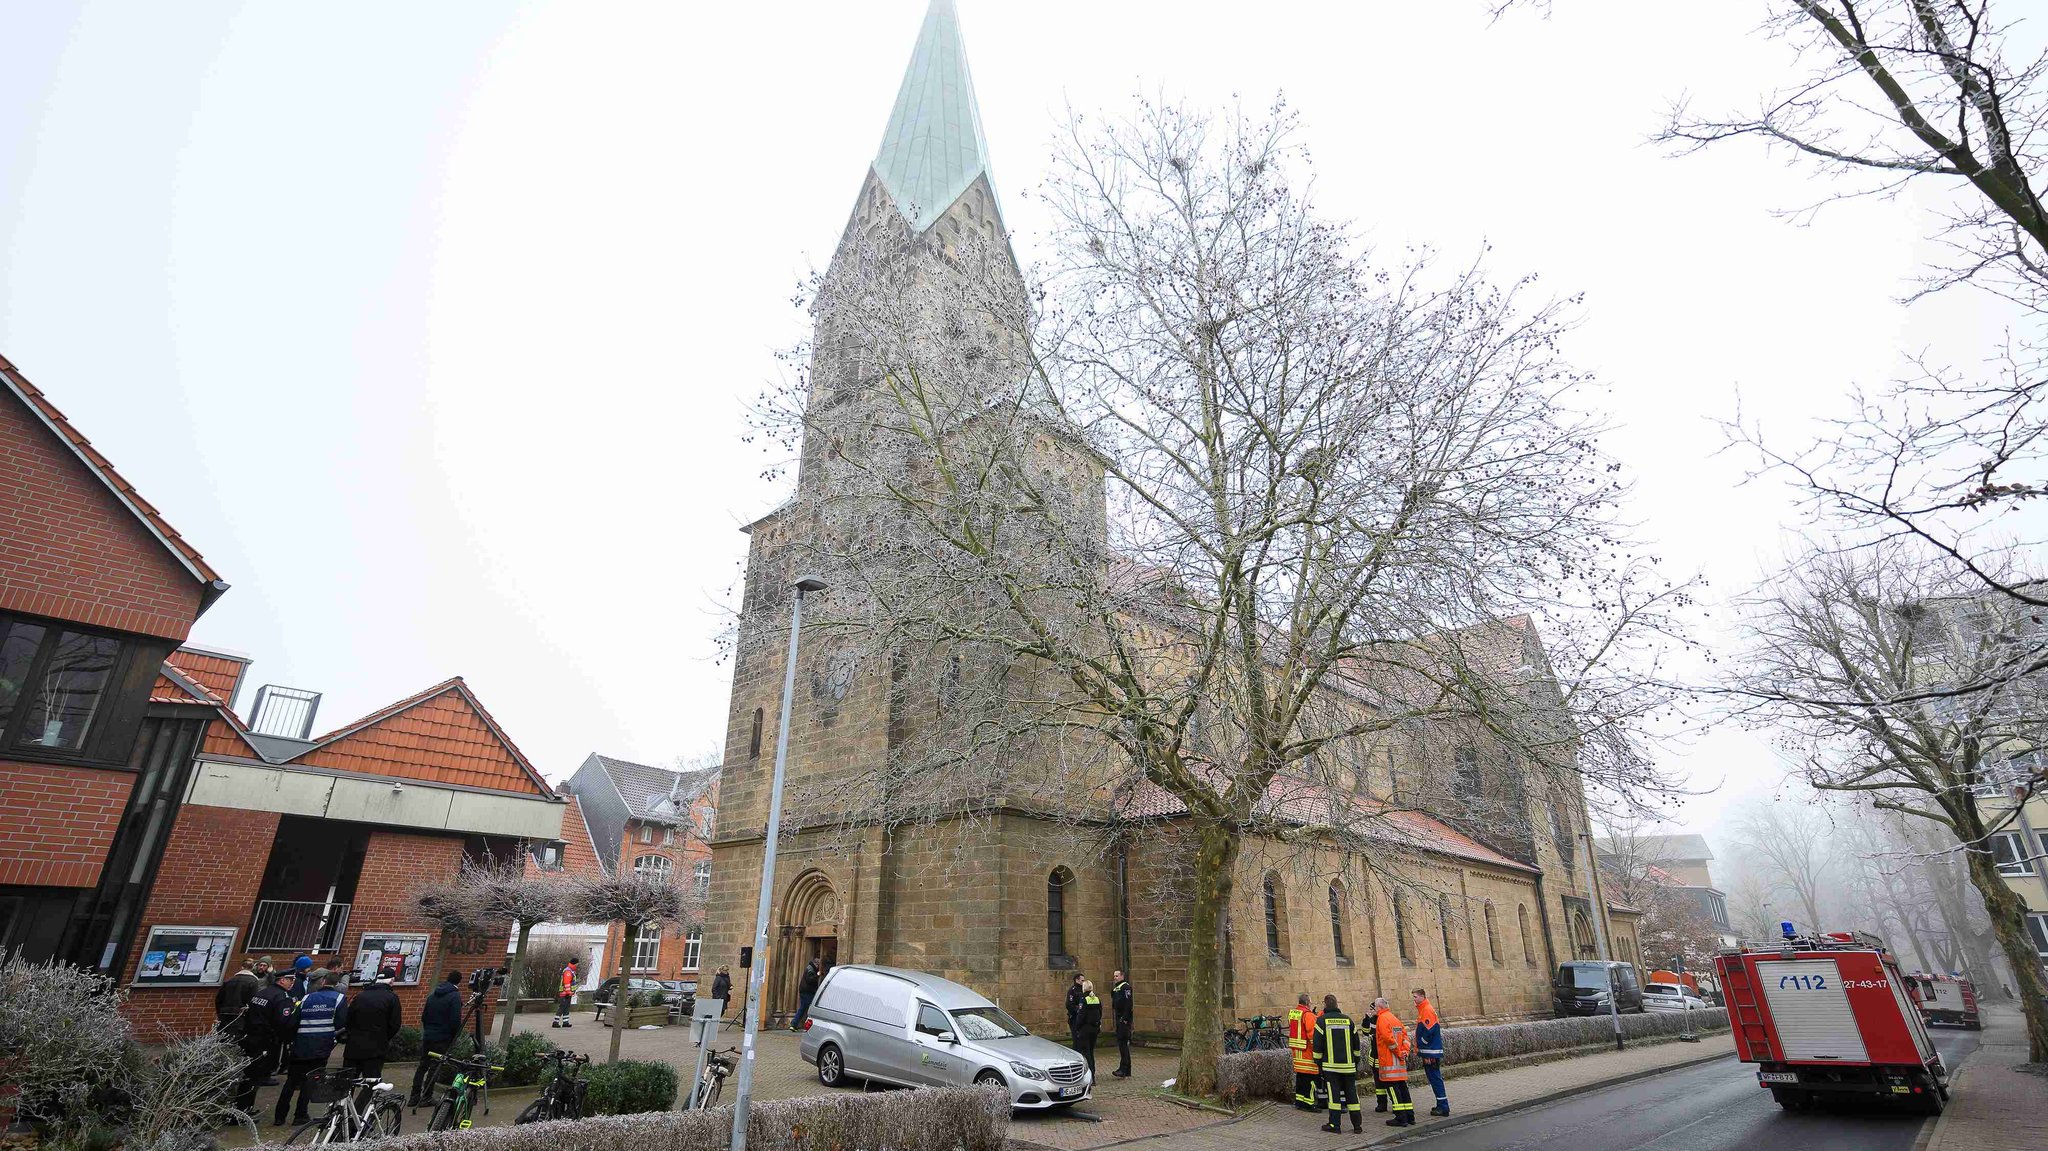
[1928, 1006, 2048, 1151]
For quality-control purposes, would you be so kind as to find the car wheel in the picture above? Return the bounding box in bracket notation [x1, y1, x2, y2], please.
[974, 1070, 1007, 1091]
[817, 1043, 847, 1088]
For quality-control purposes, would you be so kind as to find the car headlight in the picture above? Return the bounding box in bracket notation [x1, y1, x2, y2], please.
[1009, 1062, 1048, 1081]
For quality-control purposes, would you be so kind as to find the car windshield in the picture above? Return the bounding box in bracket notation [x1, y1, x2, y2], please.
[1646, 984, 1680, 996]
[951, 1006, 1030, 1041]
[1560, 966, 1611, 990]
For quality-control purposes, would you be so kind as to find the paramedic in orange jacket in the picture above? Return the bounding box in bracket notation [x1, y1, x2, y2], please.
[1284, 993, 1322, 1109]
[1373, 995, 1415, 1126]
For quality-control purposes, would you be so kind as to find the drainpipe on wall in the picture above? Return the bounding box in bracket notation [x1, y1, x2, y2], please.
[1532, 872, 1560, 975]
[1115, 840, 1132, 979]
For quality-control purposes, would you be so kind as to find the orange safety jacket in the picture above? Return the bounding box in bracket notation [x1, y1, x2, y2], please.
[560, 964, 577, 995]
[1375, 1009, 1411, 1082]
[1285, 1005, 1321, 1074]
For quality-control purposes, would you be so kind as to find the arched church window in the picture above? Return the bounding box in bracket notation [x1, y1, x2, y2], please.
[1262, 872, 1289, 961]
[1328, 882, 1350, 961]
[1392, 890, 1411, 961]
[1048, 867, 1073, 963]
[1518, 904, 1535, 963]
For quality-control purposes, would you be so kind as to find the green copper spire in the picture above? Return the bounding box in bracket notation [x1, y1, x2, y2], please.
[873, 0, 996, 233]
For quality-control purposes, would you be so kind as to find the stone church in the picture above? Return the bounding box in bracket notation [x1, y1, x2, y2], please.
[700, 0, 1641, 1040]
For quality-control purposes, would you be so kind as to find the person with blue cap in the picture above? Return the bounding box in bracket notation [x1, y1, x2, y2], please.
[286, 955, 316, 1002]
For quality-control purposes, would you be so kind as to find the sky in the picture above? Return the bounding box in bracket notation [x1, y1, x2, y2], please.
[0, 1, 2022, 850]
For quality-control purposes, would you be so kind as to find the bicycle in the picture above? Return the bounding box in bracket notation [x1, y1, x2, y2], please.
[425, 1052, 502, 1131]
[515, 1050, 591, 1124]
[282, 1070, 403, 1146]
[689, 1046, 739, 1110]
[1222, 1015, 1287, 1054]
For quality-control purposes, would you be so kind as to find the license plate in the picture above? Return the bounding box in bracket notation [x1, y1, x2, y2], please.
[1758, 1072, 1798, 1084]
[1890, 1086, 1912, 1094]
[1057, 1086, 1081, 1098]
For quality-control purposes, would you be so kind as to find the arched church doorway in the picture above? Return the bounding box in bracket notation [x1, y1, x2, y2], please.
[1570, 910, 1597, 958]
[773, 870, 840, 1023]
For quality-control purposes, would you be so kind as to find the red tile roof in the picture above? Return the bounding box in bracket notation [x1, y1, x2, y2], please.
[150, 660, 267, 759]
[292, 678, 554, 796]
[166, 647, 249, 707]
[0, 352, 223, 594]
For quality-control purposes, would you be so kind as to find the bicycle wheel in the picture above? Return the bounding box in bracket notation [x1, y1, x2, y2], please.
[427, 1099, 457, 1133]
[515, 1098, 553, 1125]
[366, 1099, 402, 1140]
[702, 1076, 724, 1109]
[283, 1115, 338, 1146]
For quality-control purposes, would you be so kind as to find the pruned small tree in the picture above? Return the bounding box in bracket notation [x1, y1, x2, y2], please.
[409, 859, 568, 1046]
[570, 870, 699, 1063]
[1730, 541, 2048, 1058]
[0, 952, 138, 1144]
[1599, 820, 1731, 976]
[753, 98, 1690, 1095]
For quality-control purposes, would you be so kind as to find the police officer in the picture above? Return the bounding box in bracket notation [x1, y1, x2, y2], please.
[1373, 996, 1415, 1127]
[1073, 978, 1103, 1077]
[1109, 970, 1135, 1078]
[1284, 993, 1322, 1110]
[1310, 994, 1362, 1134]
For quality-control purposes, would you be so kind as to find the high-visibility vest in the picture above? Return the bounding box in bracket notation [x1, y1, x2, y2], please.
[1315, 1013, 1359, 1074]
[1375, 1010, 1411, 1082]
[560, 965, 577, 994]
[1363, 1009, 1380, 1071]
[1286, 1006, 1320, 1073]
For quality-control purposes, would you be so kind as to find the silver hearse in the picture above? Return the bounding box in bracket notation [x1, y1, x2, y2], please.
[797, 965, 1091, 1109]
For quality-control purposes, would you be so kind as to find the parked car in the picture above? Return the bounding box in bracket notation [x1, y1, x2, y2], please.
[658, 979, 699, 1020]
[592, 976, 674, 1023]
[1643, 981, 1708, 1013]
[797, 964, 1090, 1110]
[1552, 961, 1647, 1017]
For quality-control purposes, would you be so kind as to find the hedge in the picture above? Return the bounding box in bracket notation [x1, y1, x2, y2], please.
[321, 1084, 1010, 1151]
[502, 1031, 562, 1088]
[1216, 1008, 1730, 1106]
[582, 1060, 679, 1115]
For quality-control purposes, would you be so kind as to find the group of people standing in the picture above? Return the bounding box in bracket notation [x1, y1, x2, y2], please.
[1064, 970, 1136, 1079]
[213, 953, 460, 1128]
[1285, 988, 1448, 1133]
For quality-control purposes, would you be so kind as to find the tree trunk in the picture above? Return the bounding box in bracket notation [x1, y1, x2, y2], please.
[497, 922, 535, 1047]
[1176, 820, 1239, 1097]
[1960, 848, 2048, 1062]
[609, 920, 636, 1064]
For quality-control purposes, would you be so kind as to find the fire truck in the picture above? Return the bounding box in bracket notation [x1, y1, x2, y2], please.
[1714, 926, 1949, 1114]
[1903, 972, 1982, 1030]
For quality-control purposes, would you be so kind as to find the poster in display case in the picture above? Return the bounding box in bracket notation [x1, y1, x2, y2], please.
[132, 925, 238, 987]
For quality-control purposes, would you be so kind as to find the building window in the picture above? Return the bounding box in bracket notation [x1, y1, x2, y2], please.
[1991, 831, 2036, 877]
[633, 855, 672, 881]
[1439, 895, 1458, 965]
[1392, 891, 1411, 961]
[533, 841, 565, 870]
[1262, 873, 1289, 961]
[637, 825, 654, 845]
[682, 928, 702, 970]
[693, 860, 711, 896]
[1047, 867, 1073, 963]
[749, 708, 764, 758]
[1518, 905, 1534, 964]
[1485, 904, 1502, 964]
[1329, 882, 1350, 961]
[632, 921, 660, 971]
[662, 826, 676, 846]
[2026, 912, 2048, 960]
[1453, 747, 1481, 799]
[0, 618, 126, 754]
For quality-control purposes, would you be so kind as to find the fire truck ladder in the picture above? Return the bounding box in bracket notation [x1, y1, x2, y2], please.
[1721, 960, 1772, 1058]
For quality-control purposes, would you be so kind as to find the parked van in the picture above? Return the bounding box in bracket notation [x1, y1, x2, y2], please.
[1552, 960, 1646, 1017]
[797, 965, 1092, 1109]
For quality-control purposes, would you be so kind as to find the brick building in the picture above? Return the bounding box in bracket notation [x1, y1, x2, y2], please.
[701, 2, 1641, 1041]
[514, 792, 612, 989]
[558, 753, 718, 983]
[0, 352, 228, 967]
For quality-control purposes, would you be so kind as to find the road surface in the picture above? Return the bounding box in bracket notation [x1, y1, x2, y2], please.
[1405, 1029, 1981, 1151]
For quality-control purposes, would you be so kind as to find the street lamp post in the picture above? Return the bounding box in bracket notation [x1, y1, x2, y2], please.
[1580, 831, 1625, 1051]
[730, 577, 825, 1151]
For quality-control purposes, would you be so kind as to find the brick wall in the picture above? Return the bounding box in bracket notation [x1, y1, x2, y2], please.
[122, 804, 280, 1036]
[0, 387, 203, 641]
[0, 760, 134, 888]
[604, 808, 715, 981]
[344, 830, 503, 1034]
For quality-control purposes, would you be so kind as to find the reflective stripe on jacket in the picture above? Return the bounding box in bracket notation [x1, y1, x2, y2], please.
[1375, 1010, 1411, 1082]
[561, 965, 577, 994]
[1286, 1005, 1321, 1073]
[1414, 997, 1443, 1059]
[1313, 1012, 1358, 1074]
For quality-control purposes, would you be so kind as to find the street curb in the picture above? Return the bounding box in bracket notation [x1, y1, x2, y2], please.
[1912, 1036, 1984, 1151]
[1360, 1047, 1738, 1147]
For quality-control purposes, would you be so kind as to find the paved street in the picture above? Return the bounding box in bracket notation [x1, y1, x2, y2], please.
[1394, 1029, 1980, 1151]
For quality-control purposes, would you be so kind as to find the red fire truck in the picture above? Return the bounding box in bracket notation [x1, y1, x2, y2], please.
[1903, 972, 1982, 1030]
[1714, 927, 1949, 1114]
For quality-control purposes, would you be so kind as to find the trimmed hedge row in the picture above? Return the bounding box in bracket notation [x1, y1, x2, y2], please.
[304, 1084, 1010, 1151]
[1216, 1008, 1730, 1105]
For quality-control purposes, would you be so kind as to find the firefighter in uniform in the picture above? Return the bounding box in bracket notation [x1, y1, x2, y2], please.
[1310, 995, 1363, 1134]
[1284, 993, 1322, 1110]
[1414, 987, 1448, 1116]
[1361, 998, 1387, 1111]
[1373, 996, 1415, 1126]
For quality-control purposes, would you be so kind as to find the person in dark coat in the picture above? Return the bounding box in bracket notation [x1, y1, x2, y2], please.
[410, 971, 465, 1106]
[215, 959, 262, 1032]
[791, 960, 821, 1031]
[710, 965, 732, 1007]
[1064, 972, 1086, 1051]
[234, 970, 299, 1114]
[275, 972, 347, 1126]
[1109, 970, 1135, 1078]
[1072, 978, 1103, 1076]
[342, 972, 404, 1081]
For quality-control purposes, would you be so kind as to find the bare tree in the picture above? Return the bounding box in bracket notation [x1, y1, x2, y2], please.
[571, 870, 698, 1064]
[755, 99, 1689, 1094]
[408, 859, 568, 1047]
[1729, 796, 1845, 932]
[1730, 541, 2048, 1057]
[1722, 859, 1785, 941]
[1599, 821, 1729, 974]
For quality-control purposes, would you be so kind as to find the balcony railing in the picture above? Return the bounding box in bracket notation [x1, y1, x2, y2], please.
[249, 900, 352, 953]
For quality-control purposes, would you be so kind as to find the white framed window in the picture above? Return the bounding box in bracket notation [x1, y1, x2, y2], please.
[693, 860, 711, 896]
[2025, 913, 2048, 960]
[663, 826, 676, 846]
[633, 854, 673, 880]
[632, 922, 660, 971]
[1992, 831, 2036, 877]
[682, 928, 702, 970]
[637, 825, 653, 845]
